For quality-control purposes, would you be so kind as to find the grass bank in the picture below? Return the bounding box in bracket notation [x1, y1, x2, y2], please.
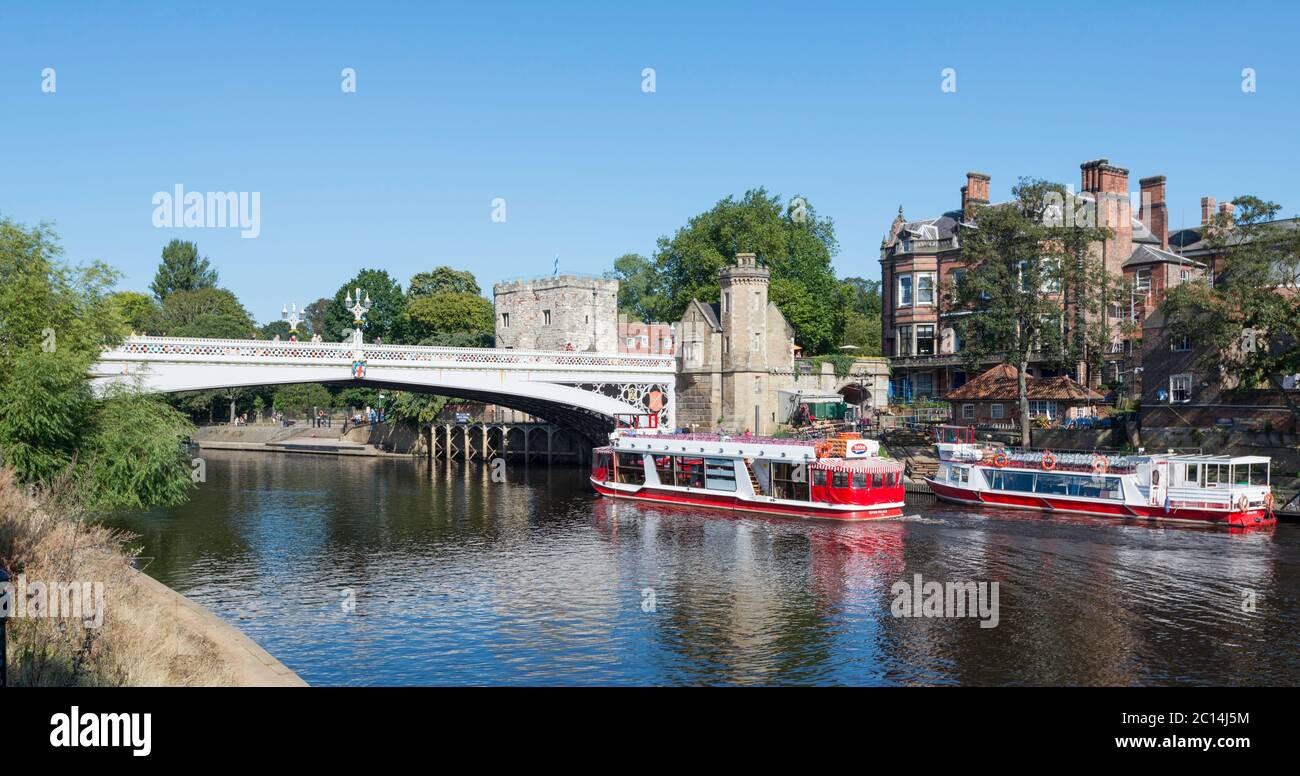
[0, 467, 303, 686]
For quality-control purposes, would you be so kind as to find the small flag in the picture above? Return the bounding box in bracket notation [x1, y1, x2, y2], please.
[553, 254, 559, 275]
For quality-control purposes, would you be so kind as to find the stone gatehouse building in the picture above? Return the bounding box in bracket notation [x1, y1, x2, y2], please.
[493, 274, 619, 352]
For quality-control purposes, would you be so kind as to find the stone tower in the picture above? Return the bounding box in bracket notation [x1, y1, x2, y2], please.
[719, 252, 770, 372]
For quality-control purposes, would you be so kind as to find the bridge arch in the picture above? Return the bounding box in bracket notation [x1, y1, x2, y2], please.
[92, 336, 675, 443]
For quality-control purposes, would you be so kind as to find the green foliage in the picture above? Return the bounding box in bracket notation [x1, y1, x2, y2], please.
[952, 179, 1111, 444]
[1162, 195, 1300, 418]
[808, 353, 858, 379]
[109, 291, 159, 333]
[648, 188, 843, 353]
[0, 216, 194, 510]
[325, 269, 406, 343]
[407, 267, 481, 298]
[404, 292, 494, 344]
[143, 287, 255, 338]
[605, 253, 660, 323]
[387, 391, 449, 424]
[150, 239, 217, 300]
[303, 297, 332, 338]
[838, 277, 882, 354]
[259, 320, 294, 340]
[78, 388, 195, 511]
[272, 384, 334, 414]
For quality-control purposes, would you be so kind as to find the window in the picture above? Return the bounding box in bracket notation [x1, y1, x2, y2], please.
[990, 403, 1005, 420]
[674, 457, 706, 488]
[1135, 269, 1151, 294]
[915, 372, 934, 397]
[1170, 374, 1192, 403]
[852, 472, 868, 488]
[1028, 400, 1057, 418]
[1180, 270, 1190, 282]
[543, 310, 552, 326]
[705, 458, 737, 492]
[1040, 257, 1061, 293]
[722, 292, 729, 313]
[917, 273, 935, 305]
[501, 313, 510, 327]
[754, 376, 762, 395]
[898, 274, 913, 306]
[750, 331, 762, 352]
[812, 469, 828, 486]
[1017, 260, 1031, 292]
[897, 325, 913, 356]
[961, 404, 975, 420]
[831, 471, 849, 488]
[1171, 334, 1190, 352]
[916, 325, 935, 355]
[951, 466, 970, 484]
[654, 455, 674, 485]
[951, 269, 967, 291]
[615, 452, 646, 485]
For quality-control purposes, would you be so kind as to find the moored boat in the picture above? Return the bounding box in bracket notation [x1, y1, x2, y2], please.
[924, 425, 1276, 527]
[591, 431, 905, 520]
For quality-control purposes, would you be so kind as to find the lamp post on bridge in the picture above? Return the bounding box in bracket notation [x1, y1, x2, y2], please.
[345, 288, 372, 379]
[281, 302, 303, 334]
[345, 288, 372, 346]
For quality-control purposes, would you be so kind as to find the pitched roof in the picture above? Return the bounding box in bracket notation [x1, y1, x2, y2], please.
[1122, 244, 1206, 269]
[943, 363, 1105, 402]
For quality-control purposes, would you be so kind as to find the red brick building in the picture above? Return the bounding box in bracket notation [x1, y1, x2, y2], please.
[880, 158, 1203, 403]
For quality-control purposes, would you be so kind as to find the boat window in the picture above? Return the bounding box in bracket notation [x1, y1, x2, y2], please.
[592, 451, 613, 482]
[832, 472, 849, 489]
[654, 455, 673, 484]
[812, 469, 827, 486]
[1184, 463, 1199, 486]
[770, 462, 810, 501]
[1204, 464, 1226, 487]
[853, 472, 868, 489]
[615, 453, 646, 485]
[705, 458, 737, 492]
[674, 457, 705, 488]
[995, 471, 1036, 493]
[953, 466, 969, 484]
[873, 473, 883, 488]
[1034, 473, 1073, 495]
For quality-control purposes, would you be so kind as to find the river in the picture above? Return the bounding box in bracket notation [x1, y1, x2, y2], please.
[107, 450, 1300, 686]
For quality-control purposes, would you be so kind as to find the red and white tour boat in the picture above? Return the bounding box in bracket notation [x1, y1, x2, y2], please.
[591, 431, 905, 521]
[924, 425, 1276, 527]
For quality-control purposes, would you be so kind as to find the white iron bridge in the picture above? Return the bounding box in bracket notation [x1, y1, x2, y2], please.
[92, 336, 675, 442]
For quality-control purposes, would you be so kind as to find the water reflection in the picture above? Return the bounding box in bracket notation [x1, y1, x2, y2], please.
[107, 451, 1299, 686]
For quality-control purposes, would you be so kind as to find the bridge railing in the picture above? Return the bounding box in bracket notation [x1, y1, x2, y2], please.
[103, 336, 676, 372]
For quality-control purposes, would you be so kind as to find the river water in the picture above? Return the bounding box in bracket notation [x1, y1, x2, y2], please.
[107, 450, 1300, 686]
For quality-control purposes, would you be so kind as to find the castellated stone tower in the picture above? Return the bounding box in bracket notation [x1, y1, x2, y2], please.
[719, 252, 770, 373]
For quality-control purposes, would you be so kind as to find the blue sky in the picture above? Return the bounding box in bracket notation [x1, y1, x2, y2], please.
[2, 0, 1297, 324]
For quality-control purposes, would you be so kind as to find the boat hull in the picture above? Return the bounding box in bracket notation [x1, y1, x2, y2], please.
[591, 479, 903, 521]
[925, 478, 1275, 527]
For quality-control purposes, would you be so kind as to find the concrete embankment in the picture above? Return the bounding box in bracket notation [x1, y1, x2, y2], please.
[191, 423, 420, 457]
[133, 570, 308, 687]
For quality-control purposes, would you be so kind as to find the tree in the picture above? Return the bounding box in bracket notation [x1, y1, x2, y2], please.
[1162, 196, 1300, 419]
[407, 267, 480, 298]
[150, 239, 217, 300]
[388, 391, 449, 424]
[605, 253, 660, 323]
[303, 297, 332, 339]
[272, 384, 333, 415]
[147, 287, 255, 338]
[953, 179, 1077, 446]
[109, 291, 160, 333]
[404, 292, 494, 344]
[650, 188, 843, 353]
[324, 269, 406, 343]
[0, 216, 194, 508]
[838, 277, 882, 354]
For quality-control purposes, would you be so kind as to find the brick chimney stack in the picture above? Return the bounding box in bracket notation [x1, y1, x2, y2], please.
[1081, 158, 1132, 274]
[1139, 175, 1168, 249]
[1219, 201, 1235, 227]
[962, 172, 990, 211]
[1201, 196, 1217, 226]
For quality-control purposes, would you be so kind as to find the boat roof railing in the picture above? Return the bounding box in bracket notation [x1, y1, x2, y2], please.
[631, 432, 815, 447]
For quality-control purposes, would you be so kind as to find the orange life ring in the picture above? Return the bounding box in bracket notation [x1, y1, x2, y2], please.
[992, 452, 1009, 468]
[1090, 455, 1108, 474]
[1041, 452, 1057, 471]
